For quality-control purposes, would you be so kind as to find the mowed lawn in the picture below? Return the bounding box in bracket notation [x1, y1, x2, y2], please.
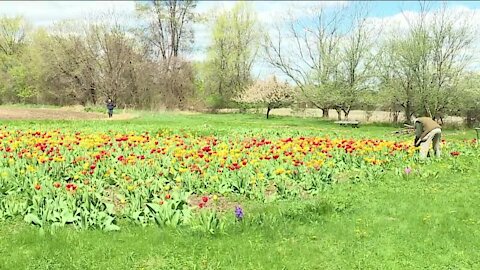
[1, 112, 480, 270]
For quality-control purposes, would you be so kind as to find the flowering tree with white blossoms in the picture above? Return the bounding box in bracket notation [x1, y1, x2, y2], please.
[236, 75, 295, 119]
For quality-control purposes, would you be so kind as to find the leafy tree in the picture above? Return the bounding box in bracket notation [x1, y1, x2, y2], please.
[204, 2, 261, 109]
[456, 72, 480, 127]
[0, 16, 34, 103]
[0, 16, 27, 56]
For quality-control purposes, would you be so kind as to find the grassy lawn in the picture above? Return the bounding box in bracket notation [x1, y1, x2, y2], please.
[1, 112, 479, 269]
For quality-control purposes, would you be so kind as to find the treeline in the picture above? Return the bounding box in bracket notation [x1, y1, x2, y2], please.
[0, 1, 479, 125]
[0, 1, 200, 110]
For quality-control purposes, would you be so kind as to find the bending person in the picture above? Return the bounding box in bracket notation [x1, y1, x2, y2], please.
[413, 117, 442, 159]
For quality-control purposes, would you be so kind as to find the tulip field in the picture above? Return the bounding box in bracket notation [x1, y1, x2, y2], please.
[1, 113, 480, 269]
[0, 125, 420, 230]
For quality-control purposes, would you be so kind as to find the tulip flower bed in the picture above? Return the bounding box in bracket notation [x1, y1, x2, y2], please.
[0, 125, 477, 232]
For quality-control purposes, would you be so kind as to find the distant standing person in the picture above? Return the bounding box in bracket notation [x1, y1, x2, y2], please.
[413, 117, 442, 159]
[106, 98, 116, 118]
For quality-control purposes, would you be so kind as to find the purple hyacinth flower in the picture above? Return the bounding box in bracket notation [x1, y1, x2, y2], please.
[235, 206, 244, 220]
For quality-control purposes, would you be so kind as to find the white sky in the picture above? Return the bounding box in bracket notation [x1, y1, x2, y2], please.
[1, 1, 480, 78]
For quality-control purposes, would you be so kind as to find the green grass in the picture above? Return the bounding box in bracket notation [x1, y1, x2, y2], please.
[3, 111, 476, 140]
[1, 112, 479, 269]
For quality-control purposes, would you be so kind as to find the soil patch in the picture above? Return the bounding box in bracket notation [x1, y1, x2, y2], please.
[0, 107, 137, 121]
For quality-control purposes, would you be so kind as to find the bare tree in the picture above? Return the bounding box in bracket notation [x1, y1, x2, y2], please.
[135, 0, 197, 64]
[263, 4, 357, 119]
[34, 11, 164, 109]
[379, 1, 476, 123]
[337, 2, 378, 120]
[135, 0, 198, 109]
[426, 2, 476, 119]
[83, 14, 136, 103]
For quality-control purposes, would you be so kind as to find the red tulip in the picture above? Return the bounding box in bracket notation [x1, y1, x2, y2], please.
[66, 183, 78, 191]
[202, 196, 209, 203]
[450, 151, 460, 157]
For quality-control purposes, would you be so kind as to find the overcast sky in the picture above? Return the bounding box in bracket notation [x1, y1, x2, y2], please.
[1, 1, 480, 77]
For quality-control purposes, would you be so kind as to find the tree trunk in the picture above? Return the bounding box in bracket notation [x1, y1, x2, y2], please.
[405, 102, 412, 124]
[89, 85, 97, 105]
[465, 110, 475, 128]
[365, 111, 373, 122]
[266, 107, 271, 119]
[335, 107, 342, 121]
[343, 108, 350, 120]
[321, 108, 329, 118]
[424, 102, 432, 118]
[465, 118, 471, 128]
[393, 111, 399, 123]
